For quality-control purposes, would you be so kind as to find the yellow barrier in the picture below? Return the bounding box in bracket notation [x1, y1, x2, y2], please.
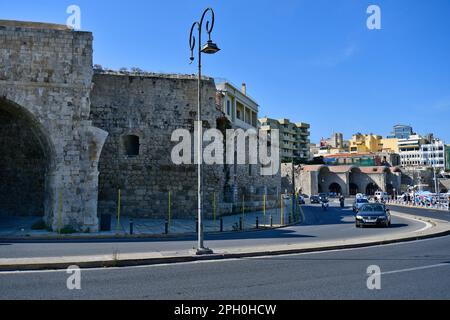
[168, 191, 172, 227]
[117, 189, 121, 232]
[58, 189, 62, 234]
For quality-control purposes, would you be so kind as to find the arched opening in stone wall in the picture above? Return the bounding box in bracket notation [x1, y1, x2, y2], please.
[349, 183, 359, 196]
[0, 98, 54, 229]
[366, 183, 379, 196]
[386, 183, 395, 196]
[329, 183, 342, 195]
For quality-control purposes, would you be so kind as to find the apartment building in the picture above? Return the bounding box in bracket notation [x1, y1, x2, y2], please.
[420, 139, 446, 169]
[259, 118, 310, 163]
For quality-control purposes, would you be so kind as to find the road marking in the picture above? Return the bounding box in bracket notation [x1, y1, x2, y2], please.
[381, 263, 450, 275]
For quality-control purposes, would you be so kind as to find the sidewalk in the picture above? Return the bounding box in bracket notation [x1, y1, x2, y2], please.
[0, 204, 300, 240]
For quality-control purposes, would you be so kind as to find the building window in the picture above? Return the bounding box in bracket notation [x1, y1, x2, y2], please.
[227, 100, 231, 116]
[123, 135, 140, 156]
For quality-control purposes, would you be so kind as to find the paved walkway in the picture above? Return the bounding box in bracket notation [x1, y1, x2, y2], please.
[0, 203, 298, 238]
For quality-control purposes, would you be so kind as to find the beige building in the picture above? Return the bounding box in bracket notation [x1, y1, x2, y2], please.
[216, 81, 258, 130]
[381, 138, 399, 153]
[259, 118, 310, 163]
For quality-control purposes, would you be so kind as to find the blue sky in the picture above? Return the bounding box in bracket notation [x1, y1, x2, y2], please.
[1, 0, 450, 143]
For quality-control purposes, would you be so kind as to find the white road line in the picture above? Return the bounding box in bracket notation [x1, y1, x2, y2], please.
[381, 263, 450, 275]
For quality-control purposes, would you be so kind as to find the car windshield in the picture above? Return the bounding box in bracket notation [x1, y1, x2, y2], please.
[357, 199, 369, 204]
[360, 204, 385, 213]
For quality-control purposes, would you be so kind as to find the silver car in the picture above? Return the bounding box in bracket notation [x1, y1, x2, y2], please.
[353, 198, 369, 212]
[355, 203, 391, 228]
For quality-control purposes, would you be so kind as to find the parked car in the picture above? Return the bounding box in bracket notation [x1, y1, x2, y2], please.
[355, 203, 391, 228]
[353, 198, 370, 213]
[310, 195, 321, 204]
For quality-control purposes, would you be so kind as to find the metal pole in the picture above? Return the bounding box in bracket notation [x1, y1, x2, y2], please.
[197, 36, 204, 252]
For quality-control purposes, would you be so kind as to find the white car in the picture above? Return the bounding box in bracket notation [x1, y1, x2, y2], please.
[375, 191, 389, 202]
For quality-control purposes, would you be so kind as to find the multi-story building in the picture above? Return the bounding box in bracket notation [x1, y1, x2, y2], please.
[420, 139, 445, 169]
[326, 133, 344, 149]
[349, 134, 383, 153]
[216, 81, 258, 129]
[398, 134, 427, 167]
[380, 138, 399, 153]
[398, 135, 446, 169]
[388, 124, 414, 140]
[446, 145, 450, 171]
[259, 118, 310, 163]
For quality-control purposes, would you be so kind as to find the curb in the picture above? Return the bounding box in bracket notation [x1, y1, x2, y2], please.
[1, 213, 449, 272]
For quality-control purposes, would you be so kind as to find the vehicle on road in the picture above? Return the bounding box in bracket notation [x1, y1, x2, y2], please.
[319, 193, 328, 203]
[353, 198, 370, 213]
[355, 203, 391, 228]
[321, 199, 329, 211]
[375, 191, 389, 202]
[356, 193, 366, 199]
[310, 195, 321, 204]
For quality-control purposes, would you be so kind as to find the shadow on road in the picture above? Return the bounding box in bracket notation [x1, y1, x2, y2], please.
[0, 228, 316, 245]
[303, 205, 355, 226]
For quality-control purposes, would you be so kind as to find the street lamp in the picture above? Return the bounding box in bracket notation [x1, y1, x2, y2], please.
[189, 8, 220, 255]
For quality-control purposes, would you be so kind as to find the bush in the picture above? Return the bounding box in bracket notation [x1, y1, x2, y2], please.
[59, 225, 77, 234]
[31, 219, 47, 230]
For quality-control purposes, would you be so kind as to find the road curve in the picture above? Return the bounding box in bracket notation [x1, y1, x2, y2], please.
[0, 202, 432, 259]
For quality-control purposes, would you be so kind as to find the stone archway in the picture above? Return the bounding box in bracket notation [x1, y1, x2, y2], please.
[0, 98, 55, 224]
[366, 183, 379, 196]
[329, 183, 342, 195]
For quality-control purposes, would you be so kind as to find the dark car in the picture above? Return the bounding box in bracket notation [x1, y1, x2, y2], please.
[355, 203, 391, 228]
[310, 196, 321, 204]
[319, 194, 328, 203]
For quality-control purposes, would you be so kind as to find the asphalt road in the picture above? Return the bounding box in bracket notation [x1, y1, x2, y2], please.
[0, 202, 425, 259]
[1, 235, 449, 299]
[0, 203, 449, 299]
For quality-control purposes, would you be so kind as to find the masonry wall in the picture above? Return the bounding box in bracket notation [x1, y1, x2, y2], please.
[0, 21, 108, 231]
[91, 72, 226, 219]
[91, 72, 282, 219]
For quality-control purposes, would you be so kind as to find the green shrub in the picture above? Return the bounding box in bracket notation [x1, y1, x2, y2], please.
[59, 225, 77, 234]
[31, 219, 47, 230]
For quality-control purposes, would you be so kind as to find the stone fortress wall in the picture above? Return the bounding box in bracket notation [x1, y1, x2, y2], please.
[0, 20, 281, 230]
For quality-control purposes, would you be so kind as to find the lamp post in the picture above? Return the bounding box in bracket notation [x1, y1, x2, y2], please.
[189, 8, 220, 255]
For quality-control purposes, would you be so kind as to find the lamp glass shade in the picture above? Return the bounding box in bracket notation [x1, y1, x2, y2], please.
[201, 40, 220, 54]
